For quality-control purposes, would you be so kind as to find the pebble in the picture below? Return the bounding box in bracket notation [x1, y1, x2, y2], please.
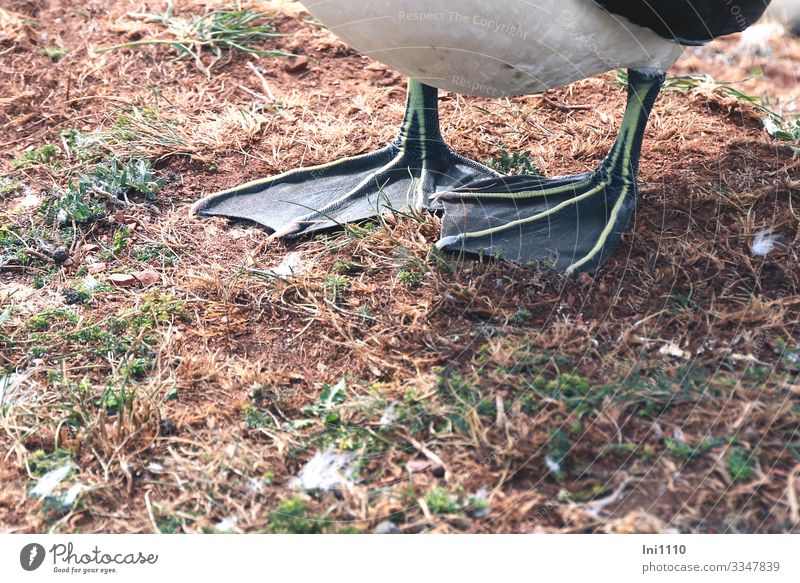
[284, 56, 309, 73]
[133, 269, 159, 287]
[373, 521, 401, 535]
[108, 273, 138, 288]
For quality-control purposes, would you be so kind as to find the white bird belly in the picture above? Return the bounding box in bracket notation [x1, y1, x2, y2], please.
[303, 0, 684, 97]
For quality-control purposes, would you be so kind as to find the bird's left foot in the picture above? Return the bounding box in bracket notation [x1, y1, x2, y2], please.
[435, 167, 637, 275]
[436, 68, 666, 275]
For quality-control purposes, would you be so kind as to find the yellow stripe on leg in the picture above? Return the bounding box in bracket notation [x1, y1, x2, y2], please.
[460, 183, 607, 241]
[565, 184, 631, 275]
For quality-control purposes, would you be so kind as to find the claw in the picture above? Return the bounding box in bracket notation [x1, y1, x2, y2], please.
[268, 221, 304, 241]
[435, 235, 462, 250]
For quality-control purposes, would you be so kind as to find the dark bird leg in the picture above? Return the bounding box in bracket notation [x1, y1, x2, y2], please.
[191, 80, 499, 238]
[436, 69, 665, 275]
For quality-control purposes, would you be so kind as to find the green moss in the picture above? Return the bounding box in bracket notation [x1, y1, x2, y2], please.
[268, 498, 330, 534]
[486, 150, 539, 175]
[664, 438, 712, 462]
[40, 45, 68, 61]
[26, 309, 78, 331]
[425, 487, 461, 515]
[510, 308, 533, 323]
[325, 274, 350, 304]
[13, 144, 60, 169]
[26, 449, 72, 478]
[0, 177, 23, 196]
[727, 447, 755, 483]
[396, 269, 422, 287]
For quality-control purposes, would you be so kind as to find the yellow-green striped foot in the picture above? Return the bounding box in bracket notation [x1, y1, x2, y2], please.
[436, 69, 665, 275]
[191, 80, 498, 238]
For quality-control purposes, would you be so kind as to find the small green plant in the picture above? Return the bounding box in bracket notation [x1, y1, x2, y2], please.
[48, 158, 165, 227]
[134, 243, 178, 266]
[0, 177, 22, 196]
[0, 305, 12, 341]
[657, 74, 765, 108]
[112, 227, 132, 256]
[157, 515, 183, 534]
[726, 447, 755, 483]
[396, 269, 422, 287]
[545, 429, 572, 480]
[59, 127, 102, 160]
[659, 72, 800, 153]
[48, 188, 106, 225]
[487, 150, 539, 175]
[764, 116, 800, 153]
[242, 404, 271, 429]
[465, 491, 491, 518]
[70, 277, 111, 304]
[303, 378, 347, 424]
[26, 309, 78, 331]
[534, 373, 605, 418]
[13, 144, 59, 169]
[83, 158, 165, 203]
[510, 308, 533, 323]
[99, 385, 135, 412]
[776, 338, 800, 371]
[325, 274, 350, 304]
[268, 498, 329, 534]
[40, 45, 68, 61]
[355, 305, 374, 321]
[331, 260, 359, 274]
[436, 372, 482, 434]
[104, 106, 191, 159]
[26, 449, 73, 478]
[99, 2, 292, 76]
[134, 292, 186, 328]
[121, 357, 152, 379]
[664, 437, 711, 462]
[425, 487, 461, 515]
[670, 291, 700, 313]
[605, 442, 638, 456]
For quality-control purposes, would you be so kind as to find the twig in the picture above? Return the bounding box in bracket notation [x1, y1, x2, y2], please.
[246, 61, 275, 101]
[543, 95, 591, 111]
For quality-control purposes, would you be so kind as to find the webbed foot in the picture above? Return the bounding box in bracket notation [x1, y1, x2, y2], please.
[436, 69, 666, 275]
[191, 81, 498, 238]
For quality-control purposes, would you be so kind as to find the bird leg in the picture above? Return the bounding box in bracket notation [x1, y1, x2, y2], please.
[436, 69, 665, 275]
[191, 80, 499, 238]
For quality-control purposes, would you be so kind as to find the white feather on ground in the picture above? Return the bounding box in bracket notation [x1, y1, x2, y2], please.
[751, 230, 783, 257]
[30, 464, 75, 498]
[295, 449, 355, 492]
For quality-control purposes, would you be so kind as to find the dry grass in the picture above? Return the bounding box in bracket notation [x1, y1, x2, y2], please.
[1, 0, 799, 533]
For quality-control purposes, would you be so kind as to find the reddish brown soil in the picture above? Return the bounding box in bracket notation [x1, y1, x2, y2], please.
[1, 1, 799, 534]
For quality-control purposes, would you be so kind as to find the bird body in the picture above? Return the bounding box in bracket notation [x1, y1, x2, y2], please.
[304, 0, 684, 97]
